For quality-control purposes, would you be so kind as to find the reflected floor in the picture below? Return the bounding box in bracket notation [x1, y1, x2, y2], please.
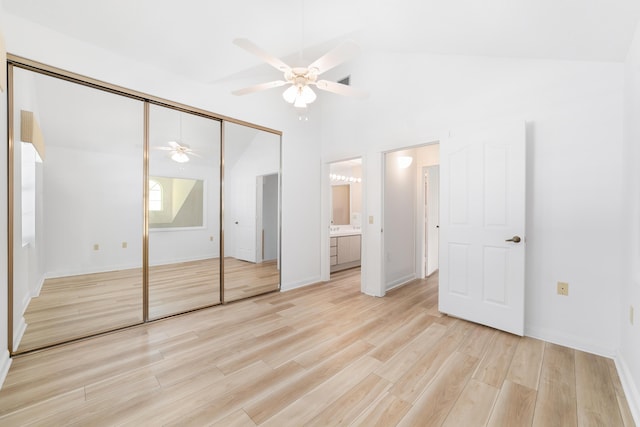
[17, 258, 279, 352]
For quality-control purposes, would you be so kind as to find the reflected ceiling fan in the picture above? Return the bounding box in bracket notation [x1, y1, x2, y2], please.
[155, 141, 200, 164]
[231, 38, 368, 108]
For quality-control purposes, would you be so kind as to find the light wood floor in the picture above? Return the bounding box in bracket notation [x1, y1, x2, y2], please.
[2, 269, 634, 426]
[18, 258, 279, 352]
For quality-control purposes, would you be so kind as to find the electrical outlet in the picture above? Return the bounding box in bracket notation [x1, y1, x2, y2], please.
[631, 306, 635, 325]
[210, 236, 214, 242]
[93, 244, 99, 251]
[557, 281, 569, 296]
[122, 242, 127, 249]
[369, 215, 374, 225]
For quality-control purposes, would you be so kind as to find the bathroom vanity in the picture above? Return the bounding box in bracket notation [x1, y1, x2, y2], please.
[330, 230, 361, 272]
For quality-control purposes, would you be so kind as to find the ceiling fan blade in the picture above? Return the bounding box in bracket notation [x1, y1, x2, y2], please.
[315, 80, 369, 99]
[232, 80, 288, 96]
[308, 40, 360, 75]
[167, 141, 181, 149]
[233, 38, 291, 72]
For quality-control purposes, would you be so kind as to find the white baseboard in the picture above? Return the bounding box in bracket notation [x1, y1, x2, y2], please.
[281, 275, 322, 292]
[13, 316, 27, 351]
[32, 275, 45, 298]
[0, 349, 12, 391]
[525, 326, 615, 358]
[386, 274, 416, 292]
[615, 352, 640, 426]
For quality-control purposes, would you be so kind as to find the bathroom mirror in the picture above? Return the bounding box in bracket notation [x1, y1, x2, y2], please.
[332, 185, 350, 225]
[330, 160, 362, 227]
[11, 66, 145, 352]
[223, 121, 280, 302]
[148, 105, 221, 319]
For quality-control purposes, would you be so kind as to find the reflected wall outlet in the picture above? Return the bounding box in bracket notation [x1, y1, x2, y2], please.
[93, 244, 99, 251]
[557, 281, 569, 296]
[122, 242, 127, 249]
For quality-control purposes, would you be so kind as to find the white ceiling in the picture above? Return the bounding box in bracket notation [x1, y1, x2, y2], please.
[3, 0, 640, 87]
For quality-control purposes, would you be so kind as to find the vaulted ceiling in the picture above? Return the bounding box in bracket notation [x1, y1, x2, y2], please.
[3, 0, 640, 88]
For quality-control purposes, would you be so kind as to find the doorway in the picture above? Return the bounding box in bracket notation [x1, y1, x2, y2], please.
[257, 173, 278, 264]
[382, 144, 439, 292]
[328, 158, 363, 286]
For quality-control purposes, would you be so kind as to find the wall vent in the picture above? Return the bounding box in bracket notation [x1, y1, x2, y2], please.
[338, 76, 351, 86]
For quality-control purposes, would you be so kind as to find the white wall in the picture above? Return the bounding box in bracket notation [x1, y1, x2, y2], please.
[321, 51, 625, 357]
[621, 19, 640, 423]
[383, 148, 416, 289]
[43, 146, 143, 276]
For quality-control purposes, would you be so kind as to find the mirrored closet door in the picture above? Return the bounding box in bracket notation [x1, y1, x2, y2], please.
[11, 67, 145, 352]
[8, 58, 282, 355]
[148, 105, 221, 319]
[223, 121, 280, 302]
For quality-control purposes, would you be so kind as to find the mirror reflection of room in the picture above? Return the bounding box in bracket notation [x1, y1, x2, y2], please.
[9, 63, 282, 355]
[223, 122, 280, 302]
[148, 106, 221, 319]
[329, 159, 362, 276]
[12, 67, 145, 352]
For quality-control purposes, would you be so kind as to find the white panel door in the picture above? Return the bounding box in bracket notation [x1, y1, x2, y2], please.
[439, 122, 526, 335]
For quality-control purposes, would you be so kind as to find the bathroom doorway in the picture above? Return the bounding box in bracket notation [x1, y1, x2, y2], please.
[328, 158, 363, 285]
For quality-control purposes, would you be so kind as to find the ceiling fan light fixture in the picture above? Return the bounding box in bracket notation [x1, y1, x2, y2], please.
[301, 85, 316, 103]
[282, 85, 298, 103]
[293, 96, 307, 109]
[171, 151, 189, 163]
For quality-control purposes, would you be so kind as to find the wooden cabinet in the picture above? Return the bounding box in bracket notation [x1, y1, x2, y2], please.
[331, 234, 361, 272]
[330, 237, 337, 266]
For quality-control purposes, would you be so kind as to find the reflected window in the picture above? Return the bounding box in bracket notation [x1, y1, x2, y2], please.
[149, 179, 163, 212]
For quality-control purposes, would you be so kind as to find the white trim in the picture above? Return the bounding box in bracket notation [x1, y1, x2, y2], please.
[32, 274, 45, 298]
[613, 352, 640, 426]
[525, 326, 615, 358]
[386, 274, 416, 292]
[280, 275, 322, 292]
[0, 350, 12, 391]
[13, 316, 27, 350]
[615, 351, 640, 426]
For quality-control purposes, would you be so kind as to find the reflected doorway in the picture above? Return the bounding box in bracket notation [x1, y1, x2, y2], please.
[329, 158, 363, 287]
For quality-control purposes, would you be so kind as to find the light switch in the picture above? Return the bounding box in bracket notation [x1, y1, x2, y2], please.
[93, 244, 99, 251]
[122, 242, 127, 249]
[369, 215, 374, 224]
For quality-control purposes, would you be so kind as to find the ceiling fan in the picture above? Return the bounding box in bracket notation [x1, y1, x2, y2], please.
[231, 38, 368, 108]
[155, 141, 199, 164]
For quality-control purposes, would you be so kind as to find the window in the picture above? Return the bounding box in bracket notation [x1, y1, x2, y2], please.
[149, 179, 163, 211]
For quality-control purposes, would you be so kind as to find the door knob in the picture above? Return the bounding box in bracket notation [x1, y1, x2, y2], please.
[505, 235, 521, 243]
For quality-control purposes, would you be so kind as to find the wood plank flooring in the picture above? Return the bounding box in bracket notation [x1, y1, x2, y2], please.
[18, 258, 279, 352]
[1, 269, 634, 426]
